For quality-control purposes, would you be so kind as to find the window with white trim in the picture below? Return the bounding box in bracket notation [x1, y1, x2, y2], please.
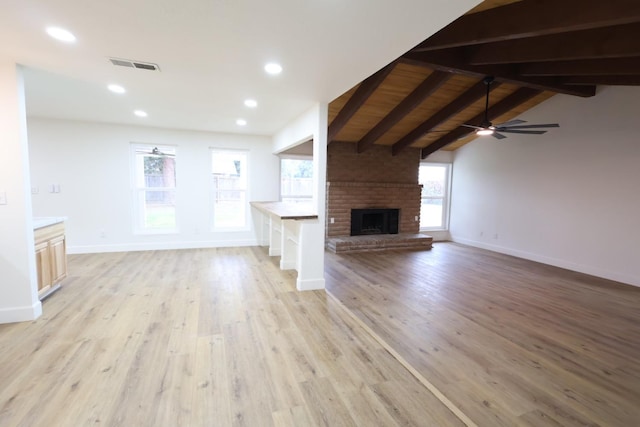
[418, 163, 451, 230]
[131, 144, 177, 233]
[211, 149, 248, 230]
[280, 157, 313, 203]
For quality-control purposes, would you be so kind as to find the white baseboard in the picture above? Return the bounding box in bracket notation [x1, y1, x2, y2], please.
[280, 260, 297, 270]
[0, 300, 42, 324]
[451, 236, 640, 288]
[297, 277, 325, 291]
[269, 248, 281, 257]
[67, 239, 259, 254]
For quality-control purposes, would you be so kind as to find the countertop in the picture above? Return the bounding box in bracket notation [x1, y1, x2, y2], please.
[250, 201, 318, 220]
[33, 217, 67, 230]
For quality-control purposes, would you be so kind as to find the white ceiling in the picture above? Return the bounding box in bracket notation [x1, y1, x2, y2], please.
[1, 0, 480, 136]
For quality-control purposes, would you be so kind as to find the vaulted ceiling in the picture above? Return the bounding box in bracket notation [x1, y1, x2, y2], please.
[328, 0, 640, 158]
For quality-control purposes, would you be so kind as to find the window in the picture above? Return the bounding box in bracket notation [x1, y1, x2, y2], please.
[132, 144, 177, 233]
[280, 157, 313, 202]
[418, 163, 451, 230]
[211, 149, 248, 230]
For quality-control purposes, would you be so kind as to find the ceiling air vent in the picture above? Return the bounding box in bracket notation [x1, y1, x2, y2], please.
[133, 62, 157, 71]
[109, 57, 160, 72]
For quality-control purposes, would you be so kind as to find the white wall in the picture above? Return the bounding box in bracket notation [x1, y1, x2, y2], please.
[28, 118, 279, 253]
[272, 103, 328, 207]
[0, 64, 41, 323]
[272, 103, 328, 290]
[423, 150, 453, 163]
[450, 86, 640, 287]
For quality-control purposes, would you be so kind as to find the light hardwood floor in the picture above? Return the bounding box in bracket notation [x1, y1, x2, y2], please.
[325, 243, 640, 427]
[0, 247, 464, 427]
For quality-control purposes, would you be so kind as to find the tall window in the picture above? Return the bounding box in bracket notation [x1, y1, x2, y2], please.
[418, 163, 451, 230]
[280, 157, 313, 202]
[211, 149, 248, 230]
[132, 144, 177, 232]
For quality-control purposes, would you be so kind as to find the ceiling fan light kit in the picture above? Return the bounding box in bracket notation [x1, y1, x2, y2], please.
[464, 76, 560, 140]
[476, 128, 495, 136]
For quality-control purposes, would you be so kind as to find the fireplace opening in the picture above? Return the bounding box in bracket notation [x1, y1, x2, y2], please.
[351, 208, 399, 236]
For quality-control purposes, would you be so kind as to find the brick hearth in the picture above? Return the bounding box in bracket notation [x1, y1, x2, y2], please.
[326, 233, 433, 253]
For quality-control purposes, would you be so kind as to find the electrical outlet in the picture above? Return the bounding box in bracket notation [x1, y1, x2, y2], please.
[100, 230, 106, 238]
[330, 218, 335, 224]
[414, 216, 418, 221]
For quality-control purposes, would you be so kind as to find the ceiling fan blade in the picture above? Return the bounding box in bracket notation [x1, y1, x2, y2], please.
[462, 123, 484, 130]
[496, 119, 527, 127]
[492, 132, 507, 140]
[497, 123, 559, 130]
[499, 129, 547, 135]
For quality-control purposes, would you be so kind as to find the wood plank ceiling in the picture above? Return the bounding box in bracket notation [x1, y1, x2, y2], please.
[328, 0, 640, 158]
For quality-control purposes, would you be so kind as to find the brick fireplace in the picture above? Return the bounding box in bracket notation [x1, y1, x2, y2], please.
[326, 142, 422, 238]
[351, 208, 399, 236]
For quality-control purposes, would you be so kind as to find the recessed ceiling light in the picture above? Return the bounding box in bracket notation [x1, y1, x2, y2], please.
[107, 84, 126, 94]
[236, 119, 247, 126]
[134, 110, 148, 117]
[244, 99, 258, 108]
[46, 27, 76, 43]
[264, 62, 282, 75]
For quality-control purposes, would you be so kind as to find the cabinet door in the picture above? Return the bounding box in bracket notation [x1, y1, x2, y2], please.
[50, 235, 67, 283]
[35, 241, 52, 296]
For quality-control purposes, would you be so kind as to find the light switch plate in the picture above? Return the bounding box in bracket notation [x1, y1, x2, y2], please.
[0, 191, 7, 205]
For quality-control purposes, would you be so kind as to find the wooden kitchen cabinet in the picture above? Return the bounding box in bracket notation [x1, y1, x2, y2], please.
[34, 222, 67, 299]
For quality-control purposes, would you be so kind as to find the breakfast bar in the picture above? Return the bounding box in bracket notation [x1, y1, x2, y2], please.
[250, 201, 324, 291]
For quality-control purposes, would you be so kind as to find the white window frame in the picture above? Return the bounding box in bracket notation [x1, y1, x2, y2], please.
[419, 162, 452, 231]
[210, 148, 250, 231]
[130, 143, 178, 235]
[279, 154, 314, 203]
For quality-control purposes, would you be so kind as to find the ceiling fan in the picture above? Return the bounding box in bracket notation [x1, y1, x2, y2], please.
[150, 147, 174, 157]
[463, 76, 559, 140]
[135, 146, 175, 157]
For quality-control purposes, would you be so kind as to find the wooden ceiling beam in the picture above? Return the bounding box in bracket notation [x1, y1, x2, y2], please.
[401, 51, 596, 97]
[420, 87, 542, 159]
[356, 71, 450, 153]
[468, 23, 640, 65]
[391, 79, 500, 156]
[327, 62, 396, 143]
[519, 58, 640, 76]
[413, 0, 640, 51]
[562, 75, 640, 86]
